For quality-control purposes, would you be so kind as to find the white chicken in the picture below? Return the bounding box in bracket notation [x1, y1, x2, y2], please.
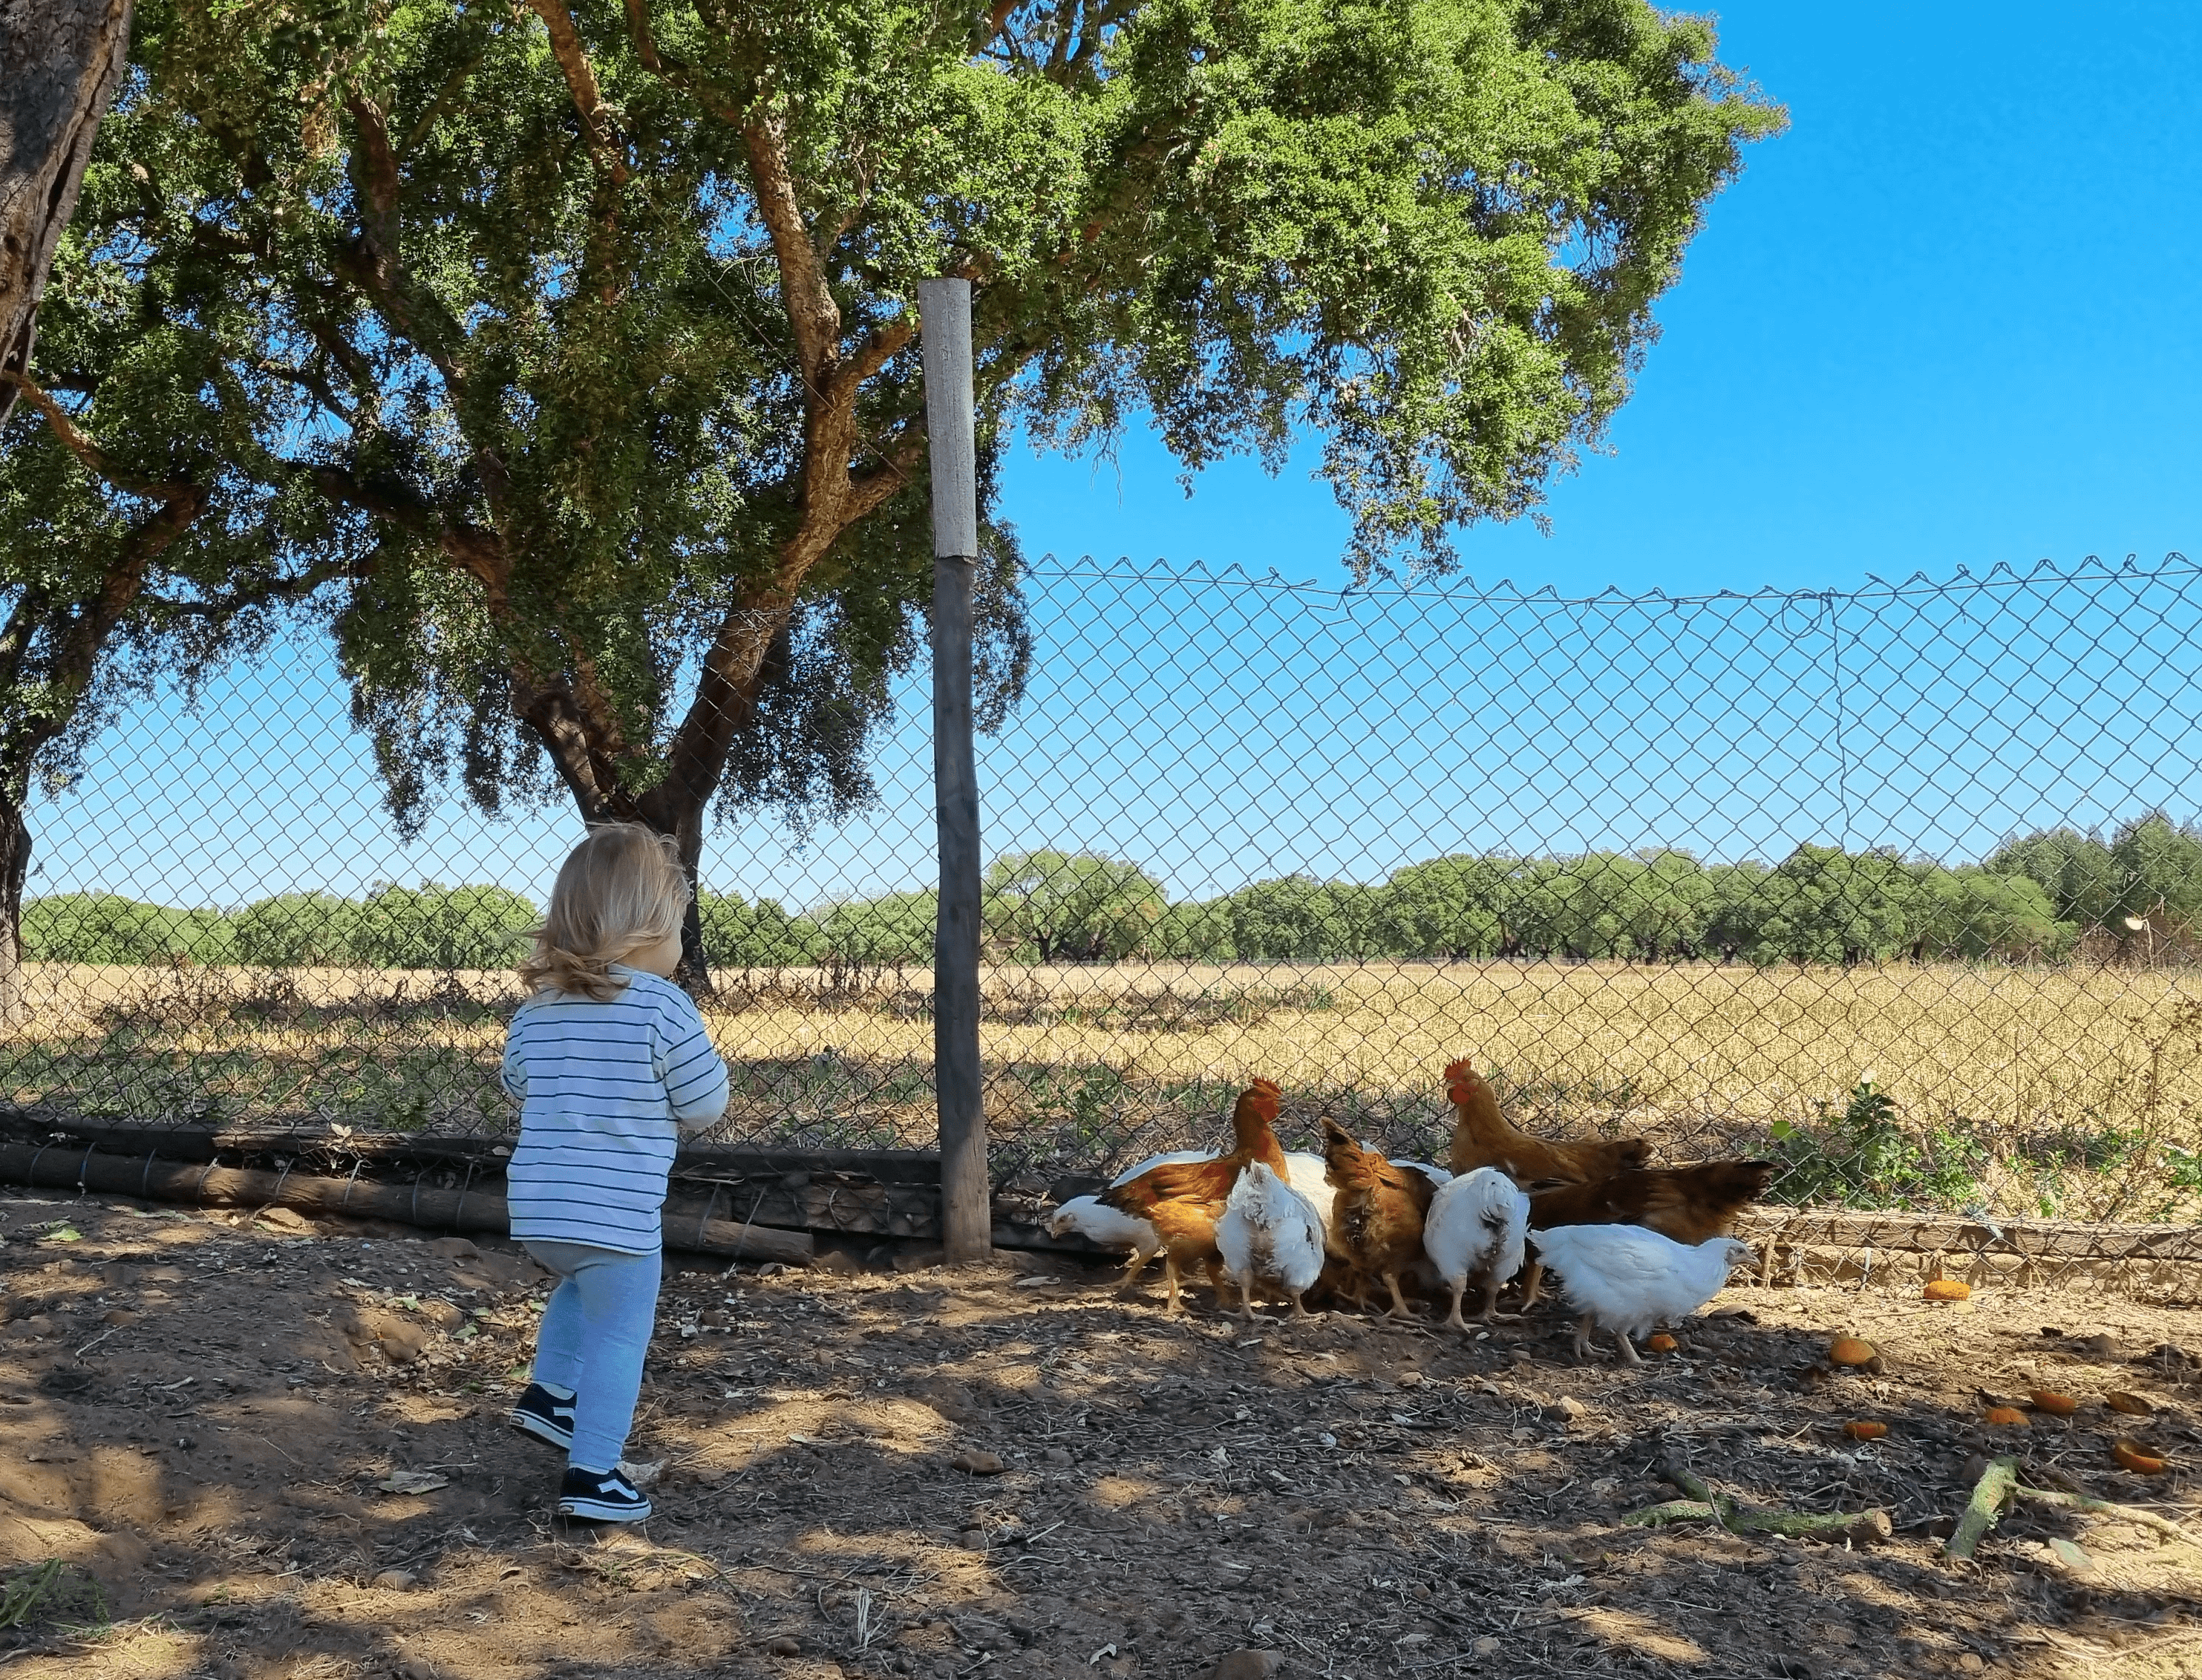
[1045, 1196, 1163, 1290]
[1421, 1166, 1529, 1330]
[1039, 1152, 1215, 1288]
[1526, 1227, 1755, 1364]
[1213, 1161, 1326, 1321]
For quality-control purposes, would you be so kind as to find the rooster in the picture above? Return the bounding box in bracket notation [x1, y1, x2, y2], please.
[1443, 1057, 1650, 1186]
[1099, 1079, 1289, 1314]
[1319, 1117, 1437, 1318]
[1421, 1166, 1530, 1330]
[1518, 1160, 1776, 1308]
[1215, 1162, 1326, 1320]
[1526, 1226, 1754, 1362]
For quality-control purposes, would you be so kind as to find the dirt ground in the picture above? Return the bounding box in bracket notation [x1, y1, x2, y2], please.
[1, 1191, 2198, 1680]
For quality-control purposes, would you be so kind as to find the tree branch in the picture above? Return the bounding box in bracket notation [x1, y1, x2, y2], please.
[256, 359, 355, 425]
[151, 553, 357, 620]
[0, 372, 193, 500]
[742, 115, 840, 391]
[523, 0, 633, 186]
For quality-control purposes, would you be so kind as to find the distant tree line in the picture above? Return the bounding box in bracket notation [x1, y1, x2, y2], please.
[24, 814, 2202, 972]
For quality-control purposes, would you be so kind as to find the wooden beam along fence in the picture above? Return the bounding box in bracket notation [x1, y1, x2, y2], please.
[1, 1112, 2194, 1274]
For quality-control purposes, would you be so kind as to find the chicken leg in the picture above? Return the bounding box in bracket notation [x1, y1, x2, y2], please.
[1443, 1279, 1470, 1333]
[1382, 1271, 1417, 1320]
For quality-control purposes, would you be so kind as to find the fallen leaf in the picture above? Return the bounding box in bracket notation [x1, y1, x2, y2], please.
[375, 1471, 450, 1495]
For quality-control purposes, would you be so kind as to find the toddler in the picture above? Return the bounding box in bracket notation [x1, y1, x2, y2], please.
[500, 823, 730, 1522]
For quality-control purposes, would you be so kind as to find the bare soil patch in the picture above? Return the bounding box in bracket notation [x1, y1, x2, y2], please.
[0, 1191, 2197, 1679]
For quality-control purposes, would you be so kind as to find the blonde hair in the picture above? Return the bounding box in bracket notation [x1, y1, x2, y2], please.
[519, 823, 690, 1001]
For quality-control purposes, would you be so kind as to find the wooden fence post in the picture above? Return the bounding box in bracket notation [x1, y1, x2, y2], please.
[918, 277, 989, 1263]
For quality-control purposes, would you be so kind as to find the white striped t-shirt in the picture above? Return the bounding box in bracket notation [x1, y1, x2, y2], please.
[500, 967, 731, 1254]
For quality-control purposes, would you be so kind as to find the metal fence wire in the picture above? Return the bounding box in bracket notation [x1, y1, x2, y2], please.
[7, 553, 2202, 1232]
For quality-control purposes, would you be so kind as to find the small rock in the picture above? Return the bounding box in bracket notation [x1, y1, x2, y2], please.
[1956, 1655, 1984, 1674]
[1042, 1447, 1073, 1466]
[1207, 1652, 1284, 1680]
[373, 1569, 419, 1591]
[950, 1451, 1005, 1476]
[255, 1206, 312, 1233]
[1553, 1396, 1590, 1425]
[961, 1527, 987, 1549]
[375, 1318, 431, 1364]
[764, 1635, 801, 1656]
[1472, 1638, 1501, 1658]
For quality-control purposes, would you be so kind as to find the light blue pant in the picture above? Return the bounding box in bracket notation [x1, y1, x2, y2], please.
[522, 1240, 662, 1473]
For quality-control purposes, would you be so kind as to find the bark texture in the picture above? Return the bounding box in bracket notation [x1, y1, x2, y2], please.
[0, 0, 132, 424]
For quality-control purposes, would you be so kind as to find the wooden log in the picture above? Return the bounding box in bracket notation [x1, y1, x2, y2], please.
[1737, 1206, 2202, 1264]
[2011, 1483, 2202, 1549]
[0, 1142, 812, 1264]
[1656, 1452, 1890, 1544]
[1946, 1454, 2019, 1560]
[0, 1111, 943, 1184]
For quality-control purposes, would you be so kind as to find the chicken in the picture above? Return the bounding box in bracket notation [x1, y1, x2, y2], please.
[1100, 1079, 1289, 1313]
[1319, 1117, 1437, 1318]
[1214, 1162, 1326, 1320]
[1528, 1160, 1777, 1246]
[1526, 1226, 1754, 1362]
[1284, 1150, 1446, 1244]
[1421, 1167, 1530, 1330]
[1044, 1196, 1163, 1290]
[1519, 1160, 1777, 1308]
[1039, 1150, 1226, 1292]
[1443, 1057, 1650, 1186]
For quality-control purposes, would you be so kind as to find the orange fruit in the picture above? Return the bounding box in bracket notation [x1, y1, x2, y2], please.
[2111, 1439, 2166, 1475]
[1829, 1337, 1878, 1367]
[1841, 1420, 1888, 1440]
[1922, 1279, 1971, 1302]
[2028, 1390, 2080, 1417]
[2105, 1390, 2154, 1416]
[1645, 1333, 1679, 1353]
[1983, 1405, 2029, 1428]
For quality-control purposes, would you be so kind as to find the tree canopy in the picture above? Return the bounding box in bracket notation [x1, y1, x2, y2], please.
[1, 0, 1780, 981]
[44, 817, 2202, 971]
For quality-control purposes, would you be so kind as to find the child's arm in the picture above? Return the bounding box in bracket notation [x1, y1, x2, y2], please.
[655, 993, 731, 1135]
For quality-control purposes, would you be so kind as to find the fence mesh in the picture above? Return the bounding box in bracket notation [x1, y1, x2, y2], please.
[7, 555, 2202, 1236]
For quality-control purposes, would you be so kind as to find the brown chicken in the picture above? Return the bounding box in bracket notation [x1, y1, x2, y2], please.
[1443, 1057, 1651, 1186]
[1319, 1117, 1437, 1318]
[1100, 1079, 1288, 1314]
[1518, 1159, 1777, 1307]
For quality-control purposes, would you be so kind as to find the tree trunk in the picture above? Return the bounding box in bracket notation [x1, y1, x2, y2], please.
[0, 790, 27, 1022]
[0, 0, 133, 425]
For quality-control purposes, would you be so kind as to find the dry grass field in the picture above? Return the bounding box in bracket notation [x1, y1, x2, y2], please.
[5, 957, 2199, 1219]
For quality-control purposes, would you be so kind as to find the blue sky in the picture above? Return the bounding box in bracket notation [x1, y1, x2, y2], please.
[30, 2, 2202, 911]
[1004, 1, 2202, 597]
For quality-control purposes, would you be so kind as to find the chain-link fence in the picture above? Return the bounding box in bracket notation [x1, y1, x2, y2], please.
[7, 554, 2202, 1229]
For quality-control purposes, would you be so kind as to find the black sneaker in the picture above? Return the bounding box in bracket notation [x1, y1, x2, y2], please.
[557, 1465, 652, 1523]
[507, 1383, 575, 1451]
